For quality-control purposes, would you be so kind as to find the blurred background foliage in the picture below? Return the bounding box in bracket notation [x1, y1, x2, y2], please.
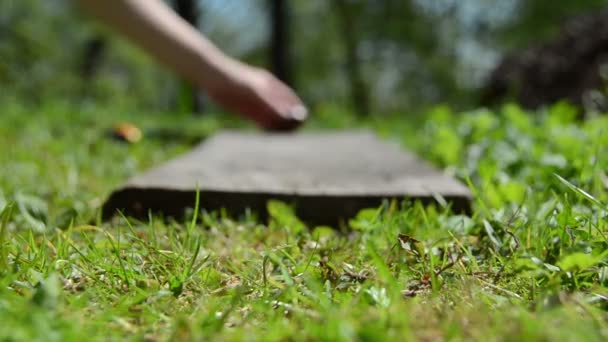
[1, 0, 608, 115]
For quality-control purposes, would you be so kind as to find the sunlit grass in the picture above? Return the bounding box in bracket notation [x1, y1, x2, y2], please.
[0, 100, 607, 340]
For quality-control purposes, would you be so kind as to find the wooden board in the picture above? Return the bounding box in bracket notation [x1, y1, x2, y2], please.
[103, 131, 471, 224]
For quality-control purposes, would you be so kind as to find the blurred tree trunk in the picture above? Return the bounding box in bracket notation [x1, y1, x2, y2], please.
[332, 0, 370, 116]
[80, 35, 106, 81]
[175, 0, 199, 26]
[174, 0, 204, 114]
[79, 34, 107, 98]
[268, 0, 293, 86]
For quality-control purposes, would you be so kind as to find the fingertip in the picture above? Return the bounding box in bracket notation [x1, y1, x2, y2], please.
[289, 105, 308, 121]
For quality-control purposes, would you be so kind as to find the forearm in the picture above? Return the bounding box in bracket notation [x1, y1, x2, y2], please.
[77, 0, 307, 130]
[77, 0, 230, 90]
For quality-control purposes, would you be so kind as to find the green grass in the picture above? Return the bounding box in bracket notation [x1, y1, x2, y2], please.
[0, 100, 607, 341]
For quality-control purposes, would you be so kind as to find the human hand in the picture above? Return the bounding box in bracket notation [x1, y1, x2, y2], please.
[78, 0, 307, 130]
[205, 62, 308, 131]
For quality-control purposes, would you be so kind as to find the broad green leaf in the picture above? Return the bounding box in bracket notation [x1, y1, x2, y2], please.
[349, 208, 381, 231]
[267, 200, 306, 234]
[31, 273, 61, 309]
[15, 193, 47, 232]
[558, 252, 606, 272]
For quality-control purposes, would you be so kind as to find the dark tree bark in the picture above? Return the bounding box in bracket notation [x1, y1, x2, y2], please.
[77, 33, 108, 103]
[482, 9, 608, 111]
[175, 0, 199, 26]
[174, 0, 204, 113]
[332, 0, 370, 116]
[80, 35, 107, 81]
[268, 0, 293, 86]
[79, 34, 107, 99]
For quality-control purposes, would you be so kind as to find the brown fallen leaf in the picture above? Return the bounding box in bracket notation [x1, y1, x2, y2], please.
[112, 122, 143, 143]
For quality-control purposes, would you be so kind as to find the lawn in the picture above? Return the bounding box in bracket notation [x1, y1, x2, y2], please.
[1, 100, 607, 341]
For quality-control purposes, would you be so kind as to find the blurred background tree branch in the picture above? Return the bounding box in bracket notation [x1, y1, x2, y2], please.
[2, 0, 608, 116]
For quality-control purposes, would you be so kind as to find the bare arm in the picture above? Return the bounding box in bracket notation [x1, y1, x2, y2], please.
[78, 0, 307, 130]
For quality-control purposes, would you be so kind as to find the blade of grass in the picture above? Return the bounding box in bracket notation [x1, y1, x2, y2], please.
[555, 174, 608, 241]
[0, 203, 14, 270]
[555, 174, 606, 209]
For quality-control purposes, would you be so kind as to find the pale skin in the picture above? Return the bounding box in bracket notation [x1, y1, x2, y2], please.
[78, 0, 307, 130]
